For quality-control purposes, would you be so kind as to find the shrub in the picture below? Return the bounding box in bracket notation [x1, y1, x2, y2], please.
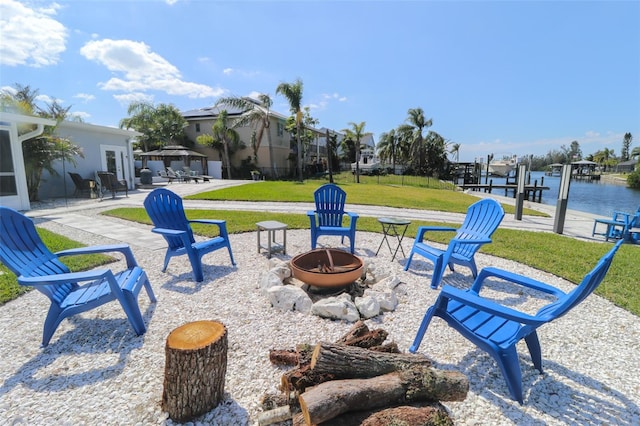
[627, 169, 640, 189]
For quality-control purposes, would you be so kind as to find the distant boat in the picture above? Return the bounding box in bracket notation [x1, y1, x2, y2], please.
[488, 155, 518, 177]
[351, 147, 380, 175]
[545, 163, 564, 177]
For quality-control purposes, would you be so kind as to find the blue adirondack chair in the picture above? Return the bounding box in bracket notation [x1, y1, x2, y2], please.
[410, 240, 623, 404]
[0, 206, 156, 347]
[404, 198, 505, 289]
[143, 188, 236, 282]
[592, 205, 640, 242]
[307, 183, 359, 254]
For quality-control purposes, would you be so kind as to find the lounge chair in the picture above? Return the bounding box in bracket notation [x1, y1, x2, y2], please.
[68, 172, 95, 197]
[0, 206, 156, 346]
[410, 240, 623, 403]
[307, 183, 359, 254]
[592, 206, 640, 242]
[143, 188, 236, 282]
[97, 171, 128, 198]
[404, 198, 505, 289]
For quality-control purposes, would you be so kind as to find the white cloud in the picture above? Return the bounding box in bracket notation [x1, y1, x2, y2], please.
[310, 92, 348, 111]
[1, 85, 17, 96]
[246, 91, 263, 100]
[222, 67, 260, 78]
[0, 0, 67, 67]
[73, 93, 96, 103]
[322, 92, 348, 102]
[69, 110, 91, 121]
[80, 39, 224, 98]
[35, 94, 58, 104]
[307, 102, 326, 111]
[113, 92, 155, 106]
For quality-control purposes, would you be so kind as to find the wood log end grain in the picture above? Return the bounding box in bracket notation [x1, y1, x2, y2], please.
[166, 320, 226, 351]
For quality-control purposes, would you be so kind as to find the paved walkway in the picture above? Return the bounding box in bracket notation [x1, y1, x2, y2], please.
[26, 179, 609, 249]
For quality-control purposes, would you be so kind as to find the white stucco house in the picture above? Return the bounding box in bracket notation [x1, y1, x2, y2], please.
[40, 120, 140, 200]
[0, 112, 140, 211]
[1, 112, 56, 211]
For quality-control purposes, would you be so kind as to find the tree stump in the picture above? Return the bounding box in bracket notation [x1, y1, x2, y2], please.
[162, 320, 228, 422]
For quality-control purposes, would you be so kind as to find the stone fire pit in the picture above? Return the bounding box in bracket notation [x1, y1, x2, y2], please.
[290, 249, 364, 289]
[261, 253, 406, 322]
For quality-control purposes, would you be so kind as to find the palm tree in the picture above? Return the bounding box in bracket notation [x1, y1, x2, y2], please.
[450, 143, 461, 162]
[0, 83, 41, 115]
[395, 125, 414, 169]
[120, 102, 187, 151]
[216, 94, 276, 177]
[211, 110, 240, 179]
[377, 129, 399, 172]
[342, 121, 369, 183]
[119, 102, 156, 152]
[276, 79, 304, 181]
[622, 132, 633, 161]
[401, 107, 433, 174]
[1, 84, 82, 201]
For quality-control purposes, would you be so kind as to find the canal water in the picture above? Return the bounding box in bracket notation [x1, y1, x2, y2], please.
[486, 171, 640, 218]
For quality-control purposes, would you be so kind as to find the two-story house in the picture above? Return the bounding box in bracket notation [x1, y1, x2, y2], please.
[183, 99, 337, 178]
[183, 100, 292, 178]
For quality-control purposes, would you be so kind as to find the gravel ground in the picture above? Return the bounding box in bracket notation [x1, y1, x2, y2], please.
[1, 205, 639, 425]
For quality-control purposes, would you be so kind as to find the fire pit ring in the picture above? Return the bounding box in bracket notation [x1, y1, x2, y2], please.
[290, 249, 364, 288]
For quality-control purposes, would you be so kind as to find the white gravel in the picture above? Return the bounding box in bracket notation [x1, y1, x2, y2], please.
[1, 206, 639, 425]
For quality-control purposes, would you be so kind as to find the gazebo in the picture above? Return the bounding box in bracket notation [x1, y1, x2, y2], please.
[139, 145, 208, 174]
[571, 160, 598, 175]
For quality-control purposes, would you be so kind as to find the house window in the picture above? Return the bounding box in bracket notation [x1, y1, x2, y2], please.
[0, 129, 17, 196]
[195, 123, 201, 133]
[277, 122, 284, 136]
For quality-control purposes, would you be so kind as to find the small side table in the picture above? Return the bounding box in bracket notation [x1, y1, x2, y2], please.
[376, 217, 411, 261]
[256, 220, 287, 258]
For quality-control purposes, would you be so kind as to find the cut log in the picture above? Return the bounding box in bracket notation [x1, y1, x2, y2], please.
[270, 322, 385, 367]
[269, 348, 298, 366]
[261, 392, 298, 411]
[269, 343, 316, 367]
[369, 342, 400, 353]
[310, 342, 431, 379]
[359, 404, 454, 426]
[281, 364, 336, 393]
[257, 405, 293, 426]
[340, 328, 388, 348]
[293, 403, 453, 426]
[334, 320, 370, 344]
[162, 320, 228, 423]
[298, 366, 468, 425]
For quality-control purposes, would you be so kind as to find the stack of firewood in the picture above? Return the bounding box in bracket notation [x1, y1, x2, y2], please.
[259, 321, 469, 426]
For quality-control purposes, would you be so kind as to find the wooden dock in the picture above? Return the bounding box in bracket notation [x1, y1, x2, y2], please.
[459, 182, 550, 202]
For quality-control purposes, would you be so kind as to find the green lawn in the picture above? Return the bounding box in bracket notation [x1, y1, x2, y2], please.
[185, 180, 548, 217]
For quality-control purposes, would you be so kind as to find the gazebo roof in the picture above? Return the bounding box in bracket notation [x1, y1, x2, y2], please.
[139, 145, 206, 158]
[571, 160, 597, 165]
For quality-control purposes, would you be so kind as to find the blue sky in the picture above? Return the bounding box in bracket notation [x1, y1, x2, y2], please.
[1, 0, 638, 162]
